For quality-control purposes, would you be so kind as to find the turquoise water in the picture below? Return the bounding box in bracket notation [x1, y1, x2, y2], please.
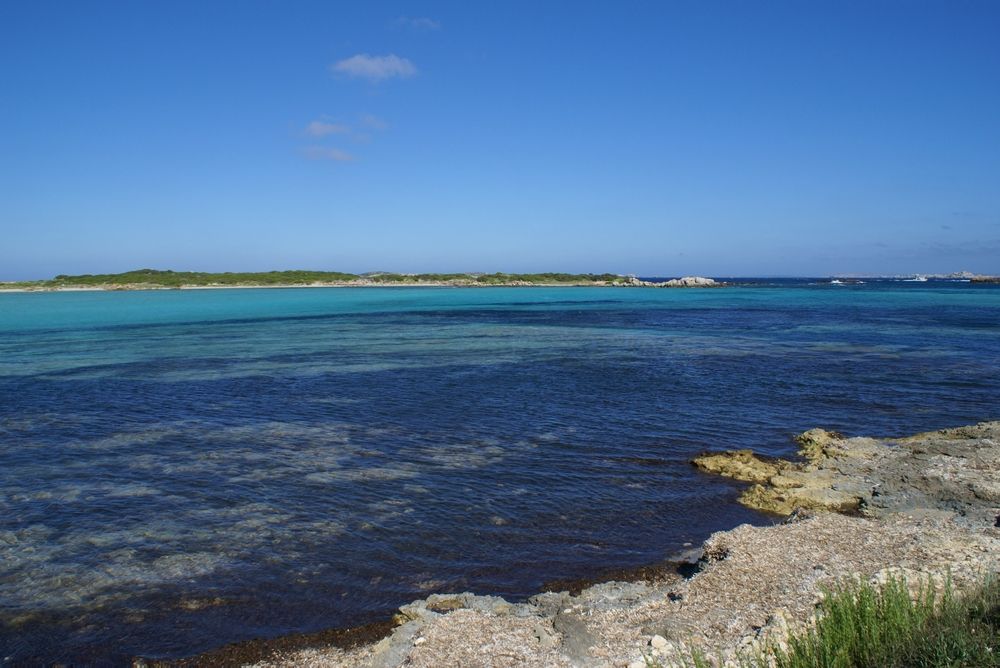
[1, 282, 999, 663]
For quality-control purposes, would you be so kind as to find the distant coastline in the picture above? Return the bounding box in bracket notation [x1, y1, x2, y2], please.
[0, 269, 724, 292]
[3, 269, 999, 293]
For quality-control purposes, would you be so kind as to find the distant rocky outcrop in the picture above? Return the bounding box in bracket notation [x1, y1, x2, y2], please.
[971, 275, 1000, 284]
[658, 276, 719, 287]
[613, 276, 721, 288]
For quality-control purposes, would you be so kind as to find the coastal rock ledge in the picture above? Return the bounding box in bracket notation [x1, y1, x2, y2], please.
[692, 423, 1000, 523]
[207, 423, 998, 668]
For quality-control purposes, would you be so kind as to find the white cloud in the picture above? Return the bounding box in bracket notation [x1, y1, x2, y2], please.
[303, 146, 355, 162]
[305, 120, 350, 137]
[331, 54, 416, 81]
[395, 16, 441, 31]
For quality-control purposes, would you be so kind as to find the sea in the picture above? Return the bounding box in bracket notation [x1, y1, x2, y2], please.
[1, 278, 999, 663]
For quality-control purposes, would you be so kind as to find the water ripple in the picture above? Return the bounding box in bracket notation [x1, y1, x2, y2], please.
[1, 284, 999, 662]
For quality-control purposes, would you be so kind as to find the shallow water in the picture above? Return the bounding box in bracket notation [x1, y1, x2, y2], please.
[1, 281, 999, 663]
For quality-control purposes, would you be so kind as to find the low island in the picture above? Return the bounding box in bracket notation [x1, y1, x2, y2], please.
[0, 269, 720, 291]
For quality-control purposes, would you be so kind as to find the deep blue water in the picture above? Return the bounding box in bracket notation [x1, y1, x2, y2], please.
[1, 280, 999, 664]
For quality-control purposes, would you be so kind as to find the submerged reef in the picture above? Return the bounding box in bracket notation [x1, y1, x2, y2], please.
[182, 422, 999, 668]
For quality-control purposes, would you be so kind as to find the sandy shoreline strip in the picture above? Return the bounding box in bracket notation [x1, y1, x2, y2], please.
[0, 276, 723, 293]
[149, 421, 999, 668]
[0, 282, 626, 293]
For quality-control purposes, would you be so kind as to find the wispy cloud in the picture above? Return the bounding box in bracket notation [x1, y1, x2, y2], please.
[394, 16, 441, 31]
[305, 120, 350, 137]
[303, 146, 355, 162]
[331, 54, 416, 82]
[298, 114, 389, 161]
[359, 113, 388, 130]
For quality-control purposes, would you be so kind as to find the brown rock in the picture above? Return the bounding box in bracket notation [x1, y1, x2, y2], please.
[692, 449, 783, 484]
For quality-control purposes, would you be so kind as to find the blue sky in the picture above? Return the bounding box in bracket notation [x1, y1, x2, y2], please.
[2, 1, 998, 279]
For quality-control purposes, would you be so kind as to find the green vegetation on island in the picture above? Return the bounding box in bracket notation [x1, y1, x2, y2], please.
[46, 269, 360, 287]
[367, 271, 622, 284]
[470, 272, 621, 284]
[3, 268, 630, 289]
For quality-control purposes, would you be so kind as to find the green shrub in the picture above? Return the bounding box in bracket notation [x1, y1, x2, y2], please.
[775, 574, 999, 668]
[655, 574, 999, 668]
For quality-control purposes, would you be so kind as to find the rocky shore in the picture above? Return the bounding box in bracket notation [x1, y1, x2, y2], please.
[173, 422, 999, 668]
